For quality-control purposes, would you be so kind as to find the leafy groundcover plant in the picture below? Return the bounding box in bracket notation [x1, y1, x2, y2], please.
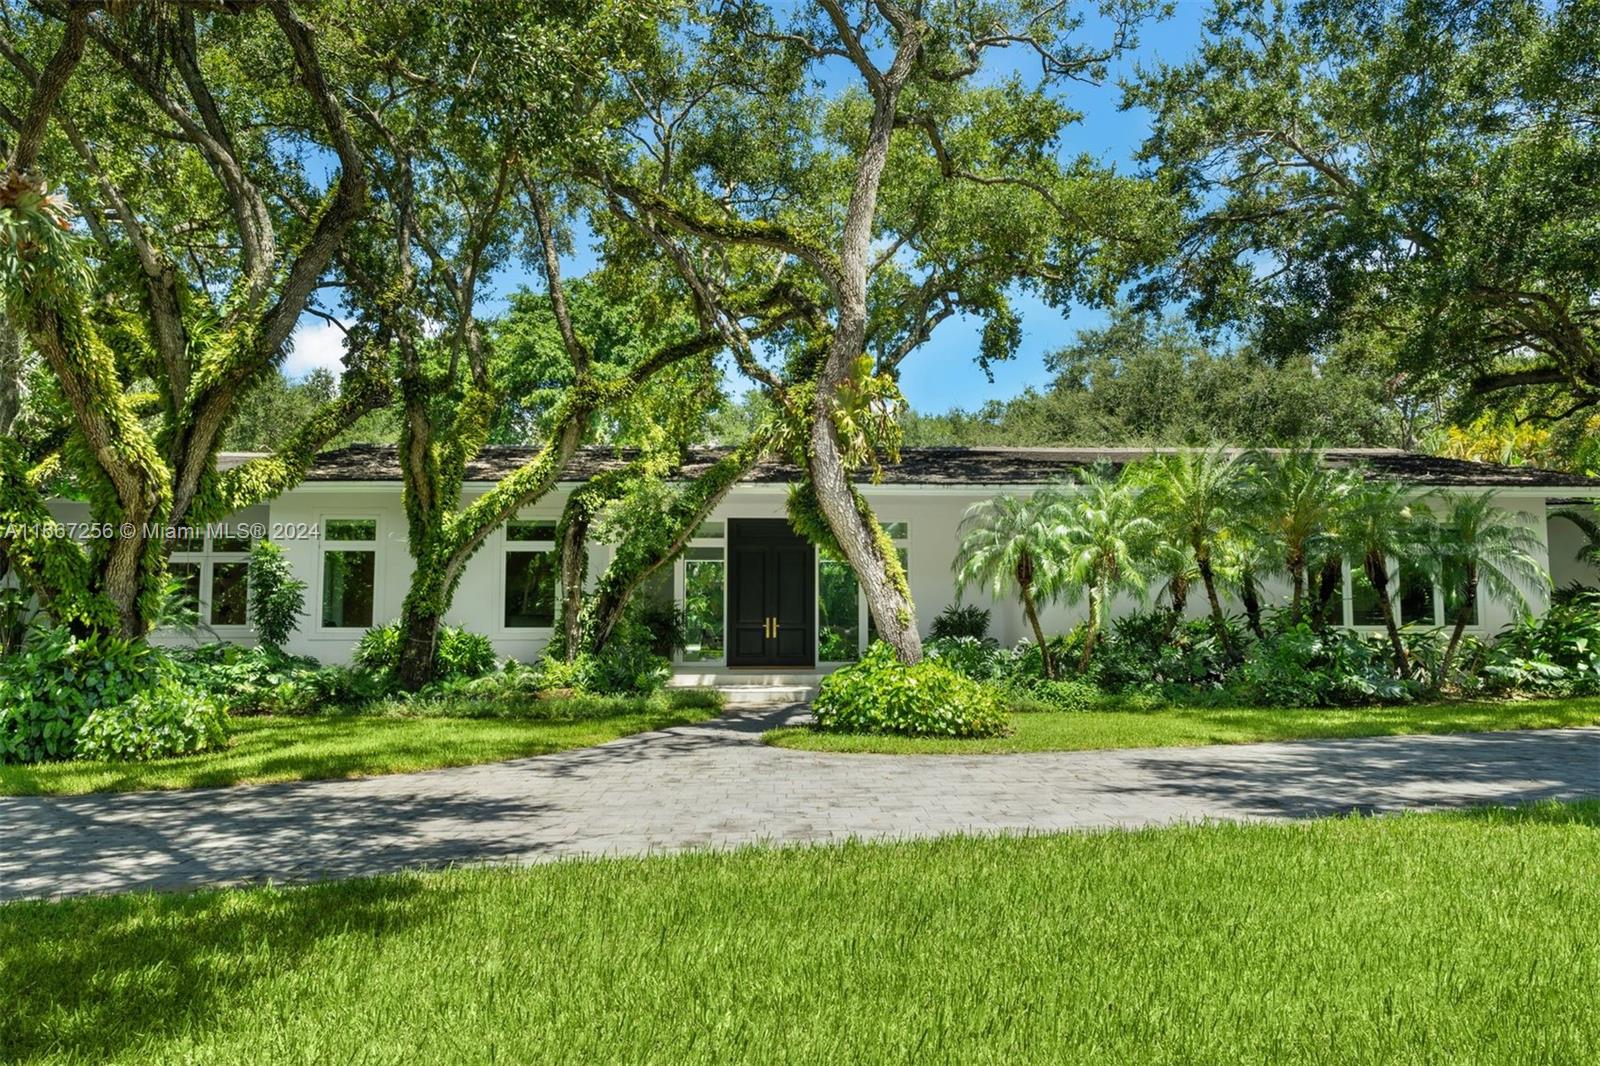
[0, 627, 226, 764]
[355, 622, 498, 682]
[813, 643, 1009, 738]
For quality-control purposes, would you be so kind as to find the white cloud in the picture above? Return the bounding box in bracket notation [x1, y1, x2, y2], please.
[284, 317, 349, 379]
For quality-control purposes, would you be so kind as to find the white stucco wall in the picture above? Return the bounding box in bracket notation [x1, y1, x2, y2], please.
[1547, 507, 1600, 593]
[36, 480, 1591, 665]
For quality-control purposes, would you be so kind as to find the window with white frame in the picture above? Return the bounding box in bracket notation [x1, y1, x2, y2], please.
[819, 521, 909, 662]
[503, 519, 557, 628]
[167, 523, 252, 628]
[320, 519, 378, 629]
[1346, 557, 1471, 628]
[680, 521, 725, 662]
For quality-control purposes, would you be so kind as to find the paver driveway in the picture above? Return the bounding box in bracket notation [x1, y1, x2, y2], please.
[3, 708, 1597, 901]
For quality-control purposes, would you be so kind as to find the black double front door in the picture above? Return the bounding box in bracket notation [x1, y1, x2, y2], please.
[727, 519, 814, 667]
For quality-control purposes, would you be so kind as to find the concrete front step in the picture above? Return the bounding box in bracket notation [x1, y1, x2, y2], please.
[713, 685, 816, 707]
[668, 671, 824, 707]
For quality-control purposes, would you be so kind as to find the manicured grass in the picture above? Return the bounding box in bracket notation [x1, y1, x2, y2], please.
[0, 691, 721, 796]
[765, 696, 1600, 754]
[3, 803, 1596, 1063]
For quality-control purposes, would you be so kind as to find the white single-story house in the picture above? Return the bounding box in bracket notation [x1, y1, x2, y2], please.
[48, 446, 1600, 673]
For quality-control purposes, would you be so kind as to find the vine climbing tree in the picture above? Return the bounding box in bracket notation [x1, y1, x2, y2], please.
[0, 2, 383, 637]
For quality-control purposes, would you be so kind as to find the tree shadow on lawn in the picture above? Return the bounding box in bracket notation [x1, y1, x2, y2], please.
[0, 870, 454, 1063]
[1113, 728, 1600, 820]
[2, 787, 563, 903]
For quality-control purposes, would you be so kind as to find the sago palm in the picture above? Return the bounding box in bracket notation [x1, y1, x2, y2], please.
[954, 492, 1067, 679]
[1049, 470, 1156, 672]
[1428, 491, 1548, 687]
[1127, 447, 1249, 659]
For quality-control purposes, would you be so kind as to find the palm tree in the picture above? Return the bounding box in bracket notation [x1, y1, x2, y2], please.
[1050, 470, 1156, 672]
[1428, 491, 1549, 687]
[1128, 448, 1249, 659]
[1250, 448, 1356, 624]
[1551, 505, 1600, 569]
[954, 493, 1067, 679]
[1335, 479, 1423, 676]
[1149, 536, 1198, 638]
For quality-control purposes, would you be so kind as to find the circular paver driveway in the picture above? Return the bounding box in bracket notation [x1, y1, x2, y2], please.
[3, 708, 1597, 901]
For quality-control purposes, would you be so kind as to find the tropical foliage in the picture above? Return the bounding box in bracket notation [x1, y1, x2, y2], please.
[934, 449, 1575, 714]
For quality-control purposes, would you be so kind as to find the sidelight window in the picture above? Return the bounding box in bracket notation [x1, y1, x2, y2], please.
[819, 521, 908, 661]
[682, 547, 725, 661]
[818, 559, 860, 663]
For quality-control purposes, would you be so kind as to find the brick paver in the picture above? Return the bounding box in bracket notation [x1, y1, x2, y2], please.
[2, 709, 1596, 901]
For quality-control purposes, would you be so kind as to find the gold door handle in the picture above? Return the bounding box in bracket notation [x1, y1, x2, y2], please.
[763, 617, 780, 639]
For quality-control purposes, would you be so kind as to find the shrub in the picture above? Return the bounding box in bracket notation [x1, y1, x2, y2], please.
[0, 627, 163, 763]
[924, 635, 1005, 680]
[1094, 611, 1239, 691]
[533, 612, 672, 697]
[930, 603, 991, 641]
[0, 626, 228, 764]
[812, 642, 1009, 738]
[354, 622, 497, 682]
[74, 679, 227, 761]
[248, 540, 307, 649]
[171, 643, 323, 714]
[534, 643, 670, 697]
[1237, 624, 1414, 707]
[1004, 635, 1074, 682]
[389, 670, 724, 720]
[1476, 591, 1600, 696]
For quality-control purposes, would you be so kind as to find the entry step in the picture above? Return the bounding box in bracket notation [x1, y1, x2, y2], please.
[712, 684, 817, 707]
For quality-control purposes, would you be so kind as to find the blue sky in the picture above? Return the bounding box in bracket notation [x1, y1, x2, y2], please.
[286, 3, 1212, 413]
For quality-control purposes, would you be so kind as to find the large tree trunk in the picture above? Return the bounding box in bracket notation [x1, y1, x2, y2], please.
[396, 598, 443, 691]
[1021, 583, 1053, 680]
[554, 470, 633, 660]
[1367, 554, 1410, 677]
[557, 512, 592, 660]
[798, 9, 925, 665]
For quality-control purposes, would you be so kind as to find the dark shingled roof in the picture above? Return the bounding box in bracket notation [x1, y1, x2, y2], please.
[283, 443, 1600, 490]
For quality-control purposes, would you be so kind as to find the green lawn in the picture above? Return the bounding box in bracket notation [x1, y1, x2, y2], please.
[0, 691, 721, 796]
[3, 803, 1596, 1063]
[766, 696, 1600, 754]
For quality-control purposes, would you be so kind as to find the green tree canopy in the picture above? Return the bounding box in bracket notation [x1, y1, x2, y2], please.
[0, 2, 381, 636]
[1130, 0, 1600, 428]
[903, 307, 1417, 446]
[589, 0, 1175, 662]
